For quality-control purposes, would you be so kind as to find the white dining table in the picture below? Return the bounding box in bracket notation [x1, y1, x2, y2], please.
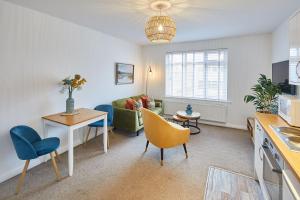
[42, 108, 108, 176]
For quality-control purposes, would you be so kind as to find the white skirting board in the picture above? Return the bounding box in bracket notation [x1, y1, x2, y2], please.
[0, 122, 244, 183]
[0, 159, 41, 184]
[0, 135, 84, 183]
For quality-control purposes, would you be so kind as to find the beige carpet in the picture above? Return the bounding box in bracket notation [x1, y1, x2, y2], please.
[0, 124, 254, 200]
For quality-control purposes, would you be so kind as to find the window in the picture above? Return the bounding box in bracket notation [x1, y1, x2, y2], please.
[165, 49, 228, 101]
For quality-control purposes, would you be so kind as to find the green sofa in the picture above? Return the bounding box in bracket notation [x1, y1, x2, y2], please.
[112, 94, 163, 136]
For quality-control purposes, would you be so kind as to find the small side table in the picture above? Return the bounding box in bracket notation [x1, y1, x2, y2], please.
[172, 115, 188, 126]
[176, 111, 201, 135]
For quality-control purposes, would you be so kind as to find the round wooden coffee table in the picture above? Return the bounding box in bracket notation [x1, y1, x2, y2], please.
[176, 111, 201, 135]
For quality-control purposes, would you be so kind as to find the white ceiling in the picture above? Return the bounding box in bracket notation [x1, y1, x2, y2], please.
[6, 0, 300, 45]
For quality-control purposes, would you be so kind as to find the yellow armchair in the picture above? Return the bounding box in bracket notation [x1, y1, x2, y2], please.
[141, 108, 190, 166]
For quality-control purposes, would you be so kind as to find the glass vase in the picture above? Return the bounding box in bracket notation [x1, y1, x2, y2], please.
[66, 93, 74, 113]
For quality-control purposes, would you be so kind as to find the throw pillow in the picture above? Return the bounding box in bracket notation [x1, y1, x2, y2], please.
[125, 98, 135, 110]
[134, 99, 143, 110]
[147, 98, 156, 110]
[140, 95, 149, 108]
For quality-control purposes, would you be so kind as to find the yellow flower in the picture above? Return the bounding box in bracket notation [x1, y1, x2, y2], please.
[71, 80, 78, 88]
[75, 74, 81, 80]
[77, 78, 86, 86]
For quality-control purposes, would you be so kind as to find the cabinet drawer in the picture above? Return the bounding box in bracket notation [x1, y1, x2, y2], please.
[255, 120, 264, 144]
[254, 120, 264, 182]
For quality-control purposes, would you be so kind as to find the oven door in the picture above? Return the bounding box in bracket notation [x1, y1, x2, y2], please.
[262, 145, 283, 200]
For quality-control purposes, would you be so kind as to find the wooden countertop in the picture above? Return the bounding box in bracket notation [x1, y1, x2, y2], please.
[42, 108, 107, 126]
[255, 113, 300, 181]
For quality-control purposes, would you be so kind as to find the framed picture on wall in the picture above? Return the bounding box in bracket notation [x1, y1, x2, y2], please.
[115, 63, 134, 85]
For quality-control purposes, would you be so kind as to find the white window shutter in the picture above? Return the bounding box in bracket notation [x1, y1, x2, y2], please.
[165, 49, 228, 101]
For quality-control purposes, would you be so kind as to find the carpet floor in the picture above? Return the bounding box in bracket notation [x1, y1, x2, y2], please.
[0, 124, 254, 200]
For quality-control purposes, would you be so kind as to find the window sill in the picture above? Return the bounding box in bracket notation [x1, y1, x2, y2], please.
[163, 96, 232, 104]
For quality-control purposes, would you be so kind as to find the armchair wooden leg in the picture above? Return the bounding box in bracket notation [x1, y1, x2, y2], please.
[160, 148, 164, 166]
[136, 130, 139, 136]
[50, 152, 61, 181]
[107, 127, 114, 149]
[183, 143, 188, 158]
[145, 140, 149, 152]
[15, 160, 30, 194]
[55, 150, 60, 162]
[85, 127, 92, 145]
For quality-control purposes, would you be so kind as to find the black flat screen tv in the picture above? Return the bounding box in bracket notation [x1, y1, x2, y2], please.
[272, 60, 296, 95]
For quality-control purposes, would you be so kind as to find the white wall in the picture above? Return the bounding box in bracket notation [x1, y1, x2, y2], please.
[142, 34, 272, 129]
[0, 0, 143, 183]
[272, 20, 289, 63]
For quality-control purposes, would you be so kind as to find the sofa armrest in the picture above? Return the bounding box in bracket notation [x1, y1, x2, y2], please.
[113, 107, 140, 132]
[113, 107, 136, 120]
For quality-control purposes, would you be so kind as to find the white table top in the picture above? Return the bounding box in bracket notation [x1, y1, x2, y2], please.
[176, 110, 201, 119]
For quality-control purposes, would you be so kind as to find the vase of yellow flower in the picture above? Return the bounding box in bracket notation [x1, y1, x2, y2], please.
[61, 74, 86, 114]
[66, 92, 75, 113]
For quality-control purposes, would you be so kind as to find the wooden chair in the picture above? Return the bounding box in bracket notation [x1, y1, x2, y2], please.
[10, 125, 61, 194]
[85, 104, 114, 148]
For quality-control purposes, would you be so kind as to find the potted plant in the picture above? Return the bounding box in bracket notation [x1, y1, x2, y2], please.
[244, 74, 281, 113]
[60, 74, 86, 114]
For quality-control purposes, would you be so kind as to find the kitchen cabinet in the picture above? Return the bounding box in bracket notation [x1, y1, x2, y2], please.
[255, 113, 300, 200]
[283, 165, 300, 200]
[254, 120, 270, 199]
[254, 120, 264, 182]
[289, 10, 300, 85]
[283, 176, 296, 200]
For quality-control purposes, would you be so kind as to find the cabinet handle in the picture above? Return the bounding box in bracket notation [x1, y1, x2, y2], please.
[259, 147, 263, 161]
[256, 125, 261, 132]
[296, 61, 300, 78]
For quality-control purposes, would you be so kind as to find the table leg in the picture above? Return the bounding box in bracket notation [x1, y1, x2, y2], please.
[189, 118, 201, 135]
[68, 127, 74, 176]
[103, 115, 108, 153]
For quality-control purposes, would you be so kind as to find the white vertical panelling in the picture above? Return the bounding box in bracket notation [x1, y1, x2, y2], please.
[0, 0, 143, 183]
[142, 34, 272, 128]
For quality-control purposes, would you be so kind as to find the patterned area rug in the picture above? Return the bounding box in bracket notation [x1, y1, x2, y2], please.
[204, 166, 264, 200]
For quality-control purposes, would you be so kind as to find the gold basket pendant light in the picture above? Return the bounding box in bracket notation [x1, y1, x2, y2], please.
[145, 1, 176, 43]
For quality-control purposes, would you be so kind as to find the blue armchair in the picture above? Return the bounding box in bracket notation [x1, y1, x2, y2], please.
[85, 105, 114, 147]
[10, 125, 61, 194]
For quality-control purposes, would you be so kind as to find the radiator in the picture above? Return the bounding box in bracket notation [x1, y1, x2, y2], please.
[163, 98, 228, 123]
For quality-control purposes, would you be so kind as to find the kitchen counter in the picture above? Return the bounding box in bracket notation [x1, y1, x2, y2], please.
[255, 112, 300, 182]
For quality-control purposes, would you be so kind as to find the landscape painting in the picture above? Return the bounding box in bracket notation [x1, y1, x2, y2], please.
[115, 63, 134, 85]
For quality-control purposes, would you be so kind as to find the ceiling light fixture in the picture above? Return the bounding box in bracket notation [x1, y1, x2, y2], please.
[145, 0, 176, 43]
